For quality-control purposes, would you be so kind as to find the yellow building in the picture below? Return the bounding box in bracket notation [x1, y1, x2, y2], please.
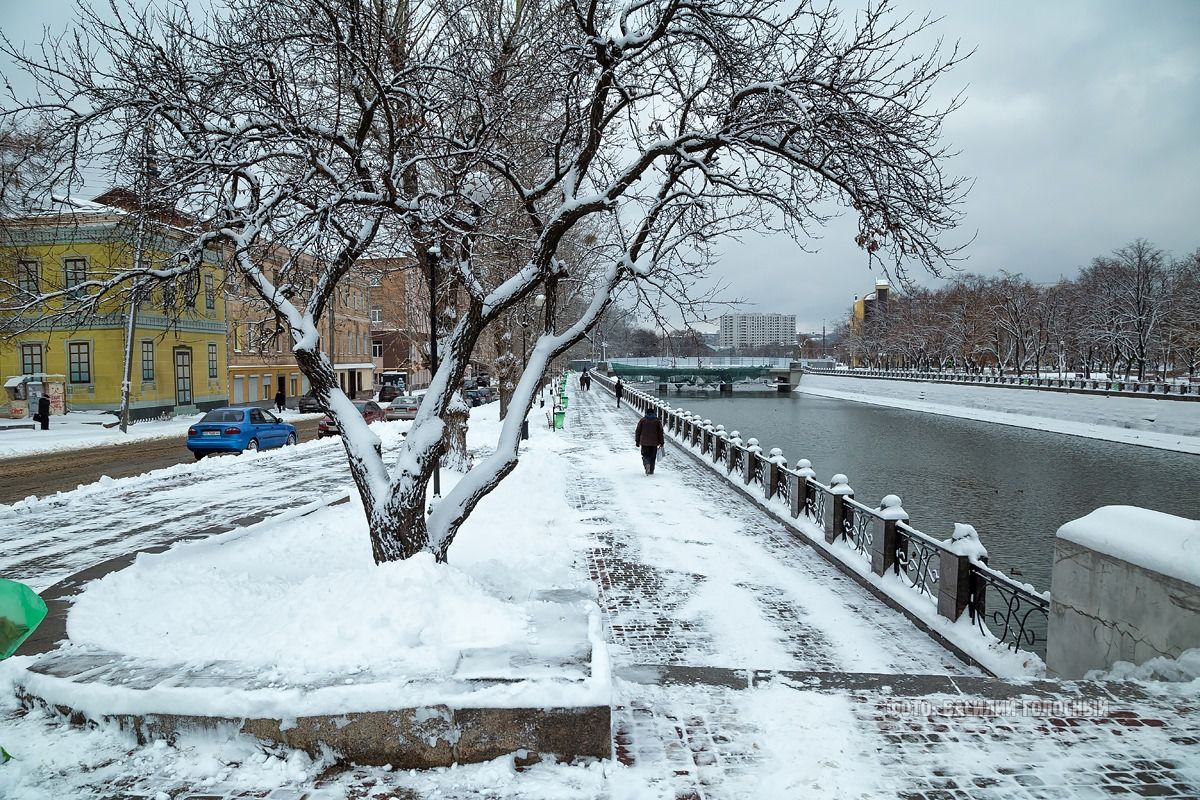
[1, 202, 228, 418]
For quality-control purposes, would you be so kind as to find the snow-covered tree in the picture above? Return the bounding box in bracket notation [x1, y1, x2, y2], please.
[2, 0, 968, 562]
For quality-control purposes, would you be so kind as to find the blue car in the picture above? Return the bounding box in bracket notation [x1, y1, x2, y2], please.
[187, 407, 298, 459]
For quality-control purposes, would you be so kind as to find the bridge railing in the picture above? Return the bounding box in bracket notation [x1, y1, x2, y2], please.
[590, 370, 1050, 667]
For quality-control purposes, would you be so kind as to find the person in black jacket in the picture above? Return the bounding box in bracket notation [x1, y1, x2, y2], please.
[274, 389, 286, 414]
[615, 377, 624, 408]
[634, 407, 665, 474]
[34, 394, 50, 431]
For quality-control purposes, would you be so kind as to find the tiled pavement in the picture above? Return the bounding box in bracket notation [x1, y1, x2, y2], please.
[1, 389, 1197, 799]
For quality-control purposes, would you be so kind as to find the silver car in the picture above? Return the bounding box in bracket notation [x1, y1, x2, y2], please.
[387, 395, 421, 421]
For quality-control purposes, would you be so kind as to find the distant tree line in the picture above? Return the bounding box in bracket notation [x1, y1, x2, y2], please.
[838, 240, 1200, 380]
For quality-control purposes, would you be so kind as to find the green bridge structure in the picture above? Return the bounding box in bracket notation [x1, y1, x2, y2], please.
[602, 359, 807, 393]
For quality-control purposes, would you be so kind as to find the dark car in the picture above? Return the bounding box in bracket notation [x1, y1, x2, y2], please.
[317, 400, 387, 438]
[187, 407, 297, 459]
[379, 383, 407, 404]
[464, 389, 485, 407]
[297, 392, 323, 414]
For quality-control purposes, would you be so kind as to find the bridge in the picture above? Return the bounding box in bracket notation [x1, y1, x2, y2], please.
[603, 357, 815, 392]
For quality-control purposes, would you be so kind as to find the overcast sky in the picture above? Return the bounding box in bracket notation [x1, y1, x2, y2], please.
[3, 0, 1198, 331]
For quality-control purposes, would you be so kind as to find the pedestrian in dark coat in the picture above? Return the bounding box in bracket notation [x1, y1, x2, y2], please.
[634, 407, 665, 474]
[35, 394, 50, 431]
[274, 389, 286, 414]
[615, 377, 624, 408]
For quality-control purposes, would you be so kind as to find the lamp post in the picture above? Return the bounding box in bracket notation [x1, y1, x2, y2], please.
[428, 247, 441, 503]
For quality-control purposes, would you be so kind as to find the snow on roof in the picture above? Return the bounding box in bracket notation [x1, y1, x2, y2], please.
[1057, 505, 1200, 586]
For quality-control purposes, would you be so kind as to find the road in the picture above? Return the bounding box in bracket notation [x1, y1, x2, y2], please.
[0, 417, 382, 592]
[0, 419, 321, 505]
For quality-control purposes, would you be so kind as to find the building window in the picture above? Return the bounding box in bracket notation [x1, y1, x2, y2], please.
[64, 257, 87, 295]
[204, 274, 215, 310]
[231, 321, 241, 352]
[141, 340, 155, 381]
[208, 343, 218, 379]
[68, 341, 91, 383]
[17, 260, 40, 295]
[370, 308, 382, 324]
[20, 343, 43, 375]
[372, 341, 382, 358]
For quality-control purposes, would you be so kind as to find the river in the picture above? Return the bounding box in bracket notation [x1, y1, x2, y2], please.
[637, 386, 1200, 593]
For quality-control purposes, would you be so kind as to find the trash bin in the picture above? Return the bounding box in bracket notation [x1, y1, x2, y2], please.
[553, 410, 566, 430]
[560, 394, 569, 408]
[0, 579, 47, 661]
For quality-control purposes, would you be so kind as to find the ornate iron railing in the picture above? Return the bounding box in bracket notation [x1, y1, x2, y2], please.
[841, 497, 878, 559]
[774, 466, 790, 502]
[894, 522, 943, 600]
[970, 563, 1051, 652]
[750, 453, 765, 486]
[804, 480, 828, 527]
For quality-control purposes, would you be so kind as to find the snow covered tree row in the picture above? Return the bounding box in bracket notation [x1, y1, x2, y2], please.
[837, 240, 1200, 380]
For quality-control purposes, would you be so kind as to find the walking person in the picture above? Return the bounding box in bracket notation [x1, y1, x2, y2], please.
[615, 377, 624, 408]
[274, 388, 286, 414]
[33, 393, 50, 431]
[634, 406, 665, 475]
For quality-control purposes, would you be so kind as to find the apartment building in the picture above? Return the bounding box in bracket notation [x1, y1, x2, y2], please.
[717, 312, 797, 350]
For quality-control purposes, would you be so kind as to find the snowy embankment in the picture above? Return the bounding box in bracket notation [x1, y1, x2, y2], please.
[3, 403, 609, 719]
[796, 373, 1200, 454]
[0, 409, 323, 459]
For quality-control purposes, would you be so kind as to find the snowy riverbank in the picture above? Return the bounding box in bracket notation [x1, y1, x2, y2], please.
[795, 373, 1200, 454]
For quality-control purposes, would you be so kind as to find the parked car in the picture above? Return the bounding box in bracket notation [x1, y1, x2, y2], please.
[317, 400, 387, 438]
[464, 389, 486, 407]
[386, 395, 421, 421]
[379, 382, 407, 404]
[297, 392, 323, 414]
[187, 407, 297, 459]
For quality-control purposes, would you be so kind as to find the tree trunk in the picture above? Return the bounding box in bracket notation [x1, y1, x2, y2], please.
[443, 391, 471, 472]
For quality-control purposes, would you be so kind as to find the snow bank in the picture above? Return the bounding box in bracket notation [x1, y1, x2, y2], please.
[1057, 505, 1200, 586]
[795, 373, 1200, 454]
[1085, 646, 1200, 685]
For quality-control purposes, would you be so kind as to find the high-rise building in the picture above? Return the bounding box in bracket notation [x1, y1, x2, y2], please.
[717, 312, 797, 349]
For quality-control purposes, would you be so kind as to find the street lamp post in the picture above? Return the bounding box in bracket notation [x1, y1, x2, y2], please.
[428, 248, 440, 503]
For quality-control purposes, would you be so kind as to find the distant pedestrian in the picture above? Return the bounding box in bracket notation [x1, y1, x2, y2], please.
[274, 389, 286, 414]
[634, 407, 665, 475]
[615, 377, 624, 408]
[34, 394, 50, 431]
[582, 373, 591, 391]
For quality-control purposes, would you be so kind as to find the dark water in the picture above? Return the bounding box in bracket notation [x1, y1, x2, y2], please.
[644, 386, 1200, 592]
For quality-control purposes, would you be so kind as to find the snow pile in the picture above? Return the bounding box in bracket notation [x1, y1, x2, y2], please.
[1057, 505, 1200, 586]
[945, 523, 988, 564]
[68, 526, 529, 680]
[1085, 647, 1200, 685]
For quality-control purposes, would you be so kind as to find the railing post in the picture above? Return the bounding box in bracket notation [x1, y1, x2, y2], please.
[871, 495, 908, 577]
[764, 448, 784, 500]
[744, 439, 760, 486]
[937, 549, 972, 621]
[828, 474, 853, 545]
[727, 431, 742, 473]
[792, 459, 815, 519]
[937, 524, 988, 623]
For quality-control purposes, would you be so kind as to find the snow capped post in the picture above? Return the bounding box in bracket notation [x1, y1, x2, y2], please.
[706, 421, 720, 462]
[938, 523, 989, 624]
[743, 437, 762, 486]
[872, 494, 910, 577]
[727, 430, 742, 474]
[792, 459, 817, 521]
[828, 474, 854, 545]
[764, 447, 786, 501]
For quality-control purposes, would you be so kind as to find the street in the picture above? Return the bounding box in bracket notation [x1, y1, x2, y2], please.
[0, 418, 367, 592]
[0, 419, 321, 505]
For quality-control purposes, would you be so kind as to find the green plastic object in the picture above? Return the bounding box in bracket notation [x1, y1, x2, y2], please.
[560, 395, 569, 408]
[553, 410, 566, 430]
[0, 579, 47, 661]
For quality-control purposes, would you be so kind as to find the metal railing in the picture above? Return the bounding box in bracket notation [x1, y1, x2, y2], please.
[590, 370, 1051, 659]
[806, 367, 1198, 400]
